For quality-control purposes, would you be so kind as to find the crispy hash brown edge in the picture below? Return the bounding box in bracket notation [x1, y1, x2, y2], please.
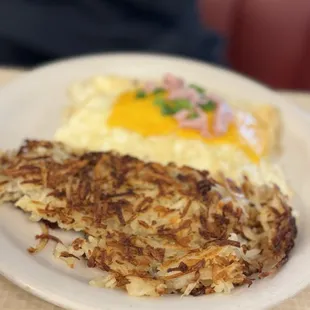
[0, 140, 297, 296]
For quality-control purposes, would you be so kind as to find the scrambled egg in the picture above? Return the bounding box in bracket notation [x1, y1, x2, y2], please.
[55, 76, 288, 192]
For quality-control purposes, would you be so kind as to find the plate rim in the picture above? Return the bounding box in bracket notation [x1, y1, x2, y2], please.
[0, 52, 309, 310]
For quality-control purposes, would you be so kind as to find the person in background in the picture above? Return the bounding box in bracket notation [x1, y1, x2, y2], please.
[0, 0, 224, 67]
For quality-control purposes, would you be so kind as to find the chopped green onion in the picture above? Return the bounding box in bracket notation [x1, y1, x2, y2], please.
[154, 97, 194, 116]
[154, 97, 166, 106]
[200, 100, 216, 112]
[189, 84, 205, 94]
[136, 89, 146, 98]
[153, 87, 165, 95]
[173, 99, 191, 111]
[160, 104, 175, 116]
[187, 111, 199, 119]
[154, 97, 174, 115]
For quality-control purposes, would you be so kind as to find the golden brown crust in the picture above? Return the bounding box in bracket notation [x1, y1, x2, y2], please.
[0, 140, 297, 296]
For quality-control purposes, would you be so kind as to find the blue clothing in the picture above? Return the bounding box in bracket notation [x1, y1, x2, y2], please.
[0, 0, 224, 66]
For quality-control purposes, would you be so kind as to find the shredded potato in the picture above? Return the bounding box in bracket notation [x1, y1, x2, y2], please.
[27, 222, 49, 254]
[0, 140, 297, 297]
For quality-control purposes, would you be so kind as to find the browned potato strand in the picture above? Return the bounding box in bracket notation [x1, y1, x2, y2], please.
[0, 140, 297, 296]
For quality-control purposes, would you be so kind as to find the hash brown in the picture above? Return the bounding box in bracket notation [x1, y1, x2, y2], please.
[0, 140, 297, 296]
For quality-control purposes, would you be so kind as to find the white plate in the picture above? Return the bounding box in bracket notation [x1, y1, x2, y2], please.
[0, 53, 310, 310]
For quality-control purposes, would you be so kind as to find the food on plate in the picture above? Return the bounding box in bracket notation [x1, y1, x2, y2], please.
[55, 74, 283, 187]
[0, 140, 297, 296]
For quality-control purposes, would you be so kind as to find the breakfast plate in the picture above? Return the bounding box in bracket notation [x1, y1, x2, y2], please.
[0, 53, 310, 310]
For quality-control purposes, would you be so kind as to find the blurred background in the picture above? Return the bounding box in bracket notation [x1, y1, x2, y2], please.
[0, 0, 309, 90]
[199, 0, 310, 90]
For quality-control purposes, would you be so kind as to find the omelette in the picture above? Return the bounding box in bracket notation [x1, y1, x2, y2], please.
[55, 74, 287, 193]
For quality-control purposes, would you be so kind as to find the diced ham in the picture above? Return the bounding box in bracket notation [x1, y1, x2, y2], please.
[144, 81, 157, 93]
[174, 109, 190, 122]
[142, 73, 234, 137]
[168, 88, 188, 100]
[176, 107, 211, 138]
[168, 87, 201, 105]
[163, 73, 185, 90]
[187, 88, 202, 105]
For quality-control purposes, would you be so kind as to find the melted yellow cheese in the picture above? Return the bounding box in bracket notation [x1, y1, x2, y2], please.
[107, 91, 266, 163]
